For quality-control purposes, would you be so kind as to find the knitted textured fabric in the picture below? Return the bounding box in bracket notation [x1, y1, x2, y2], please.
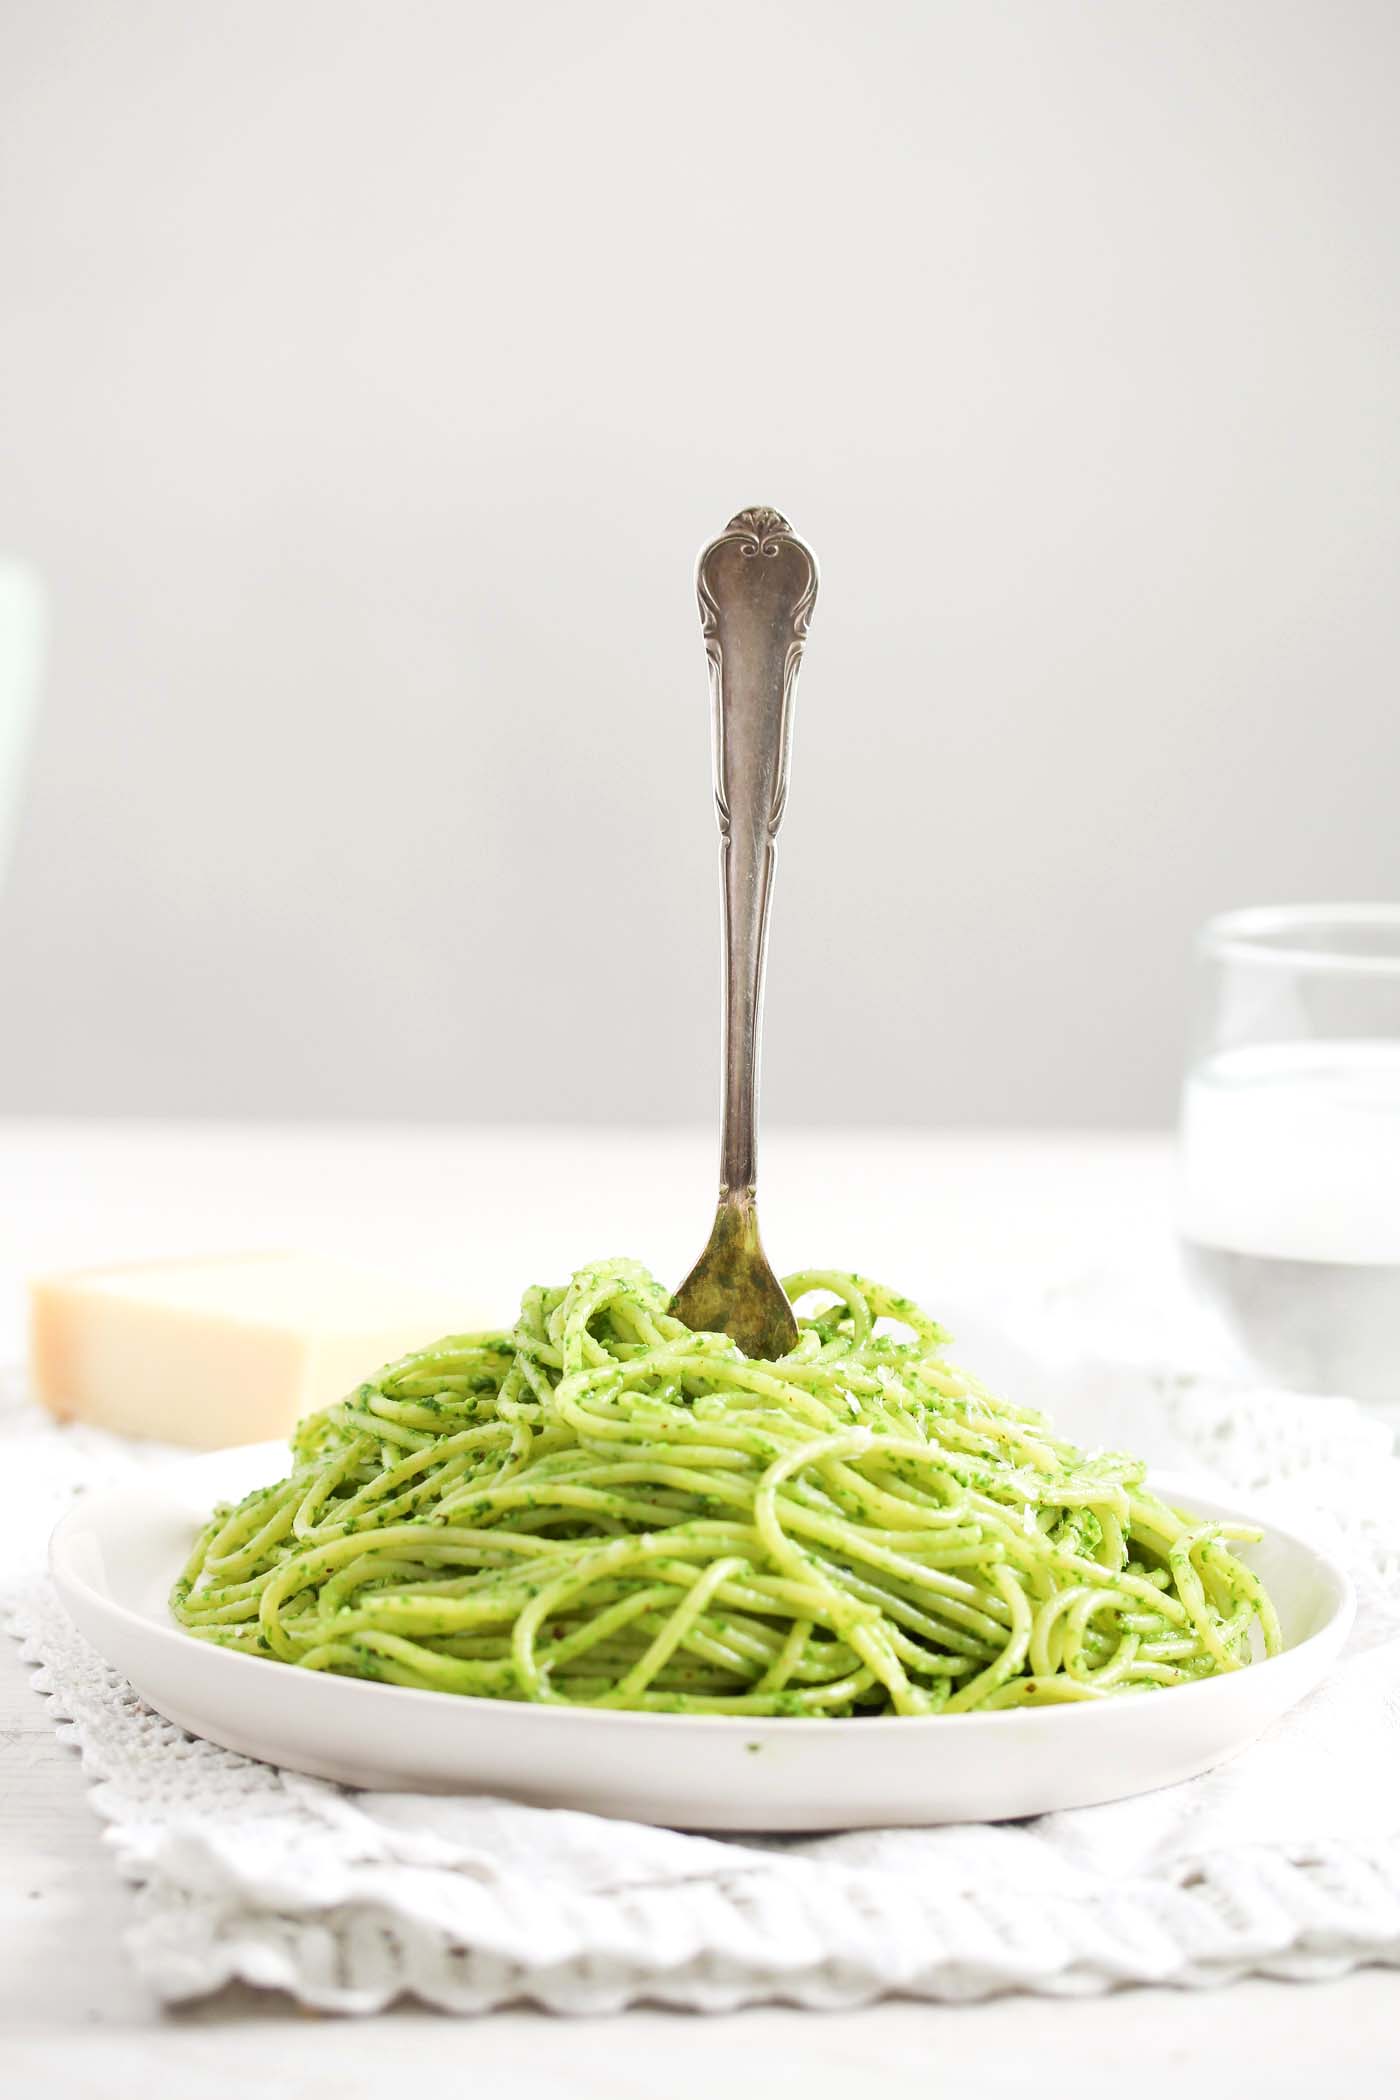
[6, 1327, 1400, 2014]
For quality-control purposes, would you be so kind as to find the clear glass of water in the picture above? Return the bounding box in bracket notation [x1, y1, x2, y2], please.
[1179, 904, 1400, 1404]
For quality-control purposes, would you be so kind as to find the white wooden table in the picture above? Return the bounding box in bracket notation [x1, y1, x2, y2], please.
[3, 1122, 1396, 2096]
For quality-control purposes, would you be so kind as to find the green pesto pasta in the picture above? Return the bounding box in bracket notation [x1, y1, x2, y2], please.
[170, 1259, 1281, 1715]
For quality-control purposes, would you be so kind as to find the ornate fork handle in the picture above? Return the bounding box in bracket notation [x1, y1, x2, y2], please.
[697, 507, 819, 1201]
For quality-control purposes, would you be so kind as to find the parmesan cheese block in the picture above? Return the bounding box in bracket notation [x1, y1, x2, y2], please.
[30, 1252, 480, 1448]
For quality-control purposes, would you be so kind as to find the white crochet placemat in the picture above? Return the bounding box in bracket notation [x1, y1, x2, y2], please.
[6, 1345, 1400, 2014]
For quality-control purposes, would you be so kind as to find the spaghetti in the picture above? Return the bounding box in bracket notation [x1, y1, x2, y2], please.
[171, 1259, 1281, 1715]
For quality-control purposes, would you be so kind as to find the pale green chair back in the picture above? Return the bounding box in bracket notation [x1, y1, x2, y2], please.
[0, 560, 45, 884]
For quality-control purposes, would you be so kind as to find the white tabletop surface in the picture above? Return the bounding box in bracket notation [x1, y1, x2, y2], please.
[3, 1120, 1396, 2095]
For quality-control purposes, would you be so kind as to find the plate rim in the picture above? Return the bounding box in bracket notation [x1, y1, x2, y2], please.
[49, 1440, 1357, 1737]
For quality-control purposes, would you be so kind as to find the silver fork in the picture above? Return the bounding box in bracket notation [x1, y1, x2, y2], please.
[672, 506, 819, 1358]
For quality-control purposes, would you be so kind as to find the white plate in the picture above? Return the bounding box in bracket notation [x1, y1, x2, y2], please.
[50, 1440, 1354, 1831]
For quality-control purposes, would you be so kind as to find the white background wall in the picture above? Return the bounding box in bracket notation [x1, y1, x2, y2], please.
[2, 0, 1397, 1127]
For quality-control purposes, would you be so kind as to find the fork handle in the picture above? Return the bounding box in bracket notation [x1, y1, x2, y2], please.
[697, 507, 819, 1200]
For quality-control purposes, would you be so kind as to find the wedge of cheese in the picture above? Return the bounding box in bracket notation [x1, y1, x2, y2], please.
[30, 1252, 481, 1448]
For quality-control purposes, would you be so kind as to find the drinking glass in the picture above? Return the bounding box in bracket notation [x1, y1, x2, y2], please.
[1179, 905, 1400, 1404]
[0, 559, 45, 885]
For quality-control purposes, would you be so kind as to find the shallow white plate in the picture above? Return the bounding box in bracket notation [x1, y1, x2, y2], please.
[50, 1440, 1354, 1831]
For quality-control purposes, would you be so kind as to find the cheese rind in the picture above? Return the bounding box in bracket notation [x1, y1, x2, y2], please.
[30, 1252, 481, 1449]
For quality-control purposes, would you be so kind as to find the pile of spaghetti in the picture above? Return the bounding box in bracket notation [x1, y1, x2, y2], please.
[171, 1260, 1281, 1715]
